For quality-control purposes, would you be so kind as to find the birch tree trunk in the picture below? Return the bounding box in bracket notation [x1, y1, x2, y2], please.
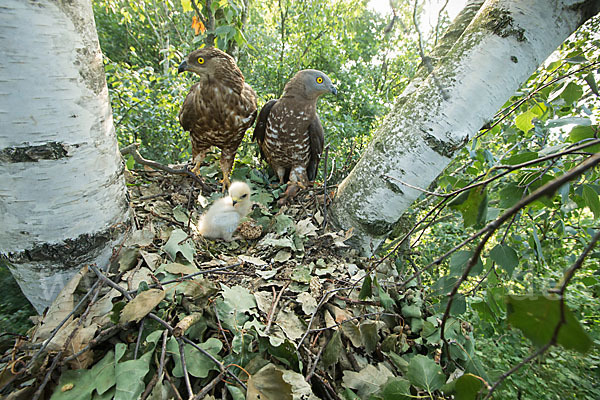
[329, 0, 600, 255]
[0, 0, 130, 313]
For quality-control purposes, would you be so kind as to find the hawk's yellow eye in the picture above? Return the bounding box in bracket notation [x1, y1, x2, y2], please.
[316, 77, 323, 84]
[197, 57, 205, 65]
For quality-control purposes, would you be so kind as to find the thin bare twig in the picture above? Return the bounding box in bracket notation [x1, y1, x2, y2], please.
[27, 277, 100, 370]
[177, 337, 194, 399]
[120, 143, 211, 192]
[264, 281, 290, 333]
[32, 277, 105, 400]
[297, 286, 355, 350]
[484, 229, 600, 399]
[322, 144, 330, 228]
[192, 371, 225, 400]
[134, 319, 145, 360]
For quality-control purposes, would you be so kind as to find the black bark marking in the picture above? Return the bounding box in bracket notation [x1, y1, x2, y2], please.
[484, 8, 526, 42]
[5, 223, 128, 271]
[0, 142, 73, 163]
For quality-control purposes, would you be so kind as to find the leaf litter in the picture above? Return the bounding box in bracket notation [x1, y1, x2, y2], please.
[1, 167, 480, 400]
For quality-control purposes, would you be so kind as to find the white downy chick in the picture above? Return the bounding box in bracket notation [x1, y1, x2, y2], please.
[197, 181, 252, 241]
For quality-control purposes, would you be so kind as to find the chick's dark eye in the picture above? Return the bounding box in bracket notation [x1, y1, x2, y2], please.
[241, 194, 248, 198]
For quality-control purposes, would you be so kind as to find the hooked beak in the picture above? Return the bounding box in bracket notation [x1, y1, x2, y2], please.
[178, 60, 188, 74]
[232, 199, 238, 206]
[330, 85, 338, 95]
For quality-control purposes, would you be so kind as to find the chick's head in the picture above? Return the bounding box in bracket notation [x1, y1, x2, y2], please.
[229, 181, 252, 216]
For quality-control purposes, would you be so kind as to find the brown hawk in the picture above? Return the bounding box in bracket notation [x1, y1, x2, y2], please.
[178, 47, 257, 189]
[253, 69, 336, 200]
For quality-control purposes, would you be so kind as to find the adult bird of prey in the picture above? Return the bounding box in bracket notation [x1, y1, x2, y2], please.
[178, 47, 257, 189]
[253, 69, 336, 201]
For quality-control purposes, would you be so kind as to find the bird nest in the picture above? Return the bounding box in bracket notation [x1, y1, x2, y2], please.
[0, 158, 472, 400]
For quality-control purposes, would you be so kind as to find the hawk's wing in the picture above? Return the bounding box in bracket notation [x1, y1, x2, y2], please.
[178, 83, 200, 132]
[307, 115, 324, 181]
[253, 99, 278, 161]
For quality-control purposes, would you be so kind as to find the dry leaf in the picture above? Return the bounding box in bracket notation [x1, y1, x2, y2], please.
[120, 289, 166, 324]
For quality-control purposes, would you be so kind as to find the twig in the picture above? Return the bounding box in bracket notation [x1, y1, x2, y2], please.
[158, 329, 169, 382]
[32, 276, 105, 400]
[177, 337, 194, 399]
[62, 326, 120, 364]
[134, 319, 145, 360]
[125, 263, 242, 295]
[322, 144, 330, 228]
[399, 152, 600, 290]
[192, 371, 225, 400]
[434, 0, 450, 46]
[305, 344, 325, 382]
[164, 368, 184, 400]
[264, 281, 290, 334]
[213, 303, 231, 352]
[308, 312, 399, 334]
[181, 337, 247, 390]
[384, 175, 450, 197]
[142, 329, 170, 400]
[439, 152, 600, 362]
[120, 143, 211, 192]
[27, 276, 100, 370]
[297, 286, 354, 350]
[128, 258, 144, 292]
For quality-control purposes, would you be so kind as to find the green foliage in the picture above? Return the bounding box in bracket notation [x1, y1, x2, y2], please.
[0, 263, 35, 335]
[93, 0, 419, 174]
[405, 15, 600, 400]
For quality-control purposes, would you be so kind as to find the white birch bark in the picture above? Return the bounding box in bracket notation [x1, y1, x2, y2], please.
[0, 0, 130, 312]
[330, 0, 600, 255]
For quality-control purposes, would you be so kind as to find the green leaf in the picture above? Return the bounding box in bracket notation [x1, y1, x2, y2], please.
[582, 185, 600, 219]
[550, 82, 583, 105]
[565, 55, 588, 64]
[454, 373, 484, 400]
[162, 229, 195, 264]
[114, 344, 153, 400]
[515, 104, 544, 133]
[401, 304, 421, 319]
[180, 0, 193, 12]
[221, 284, 256, 313]
[359, 275, 373, 299]
[503, 151, 538, 166]
[342, 364, 394, 398]
[386, 352, 409, 374]
[406, 355, 446, 392]
[172, 205, 189, 223]
[274, 214, 295, 235]
[125, 154, 135, 170]
[343, 388, 360, 400]
[450, 250, 483, 277]
[322, 330, 342, 368]
[50, 369, 95, 400]
[489, 244, 519, 275]
[449, 188, 488, 227]
[168, 337, 223, 378]
[584, 73, 599, 96]
[92, 351, 116, 395]
[506, 295, 593, 353]
[568, 125, 600, 152]
[380, 377, 411, 399]
[377, 283, 395, 311]
[359, 321, 378, 353]
[498, 183, 525, 209]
